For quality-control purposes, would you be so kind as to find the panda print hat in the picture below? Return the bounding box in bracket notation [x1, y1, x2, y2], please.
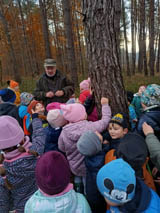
[96, 159, 136, 204]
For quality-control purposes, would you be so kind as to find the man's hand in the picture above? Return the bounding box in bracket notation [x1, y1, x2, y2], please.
[46, 91, 54, 98]
[55, 90, 64, 97]
[142, 122, 154, 136]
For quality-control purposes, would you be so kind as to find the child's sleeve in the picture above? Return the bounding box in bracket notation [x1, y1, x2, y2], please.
[29, 114, 46, 155]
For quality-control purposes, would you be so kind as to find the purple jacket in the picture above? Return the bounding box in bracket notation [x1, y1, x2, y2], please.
[58, 104, 111, 177]
[0, 117, 46, 213]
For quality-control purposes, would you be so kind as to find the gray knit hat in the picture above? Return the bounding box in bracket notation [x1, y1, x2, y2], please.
[44, 58, 56, 67]
[77, 131, 102, 156]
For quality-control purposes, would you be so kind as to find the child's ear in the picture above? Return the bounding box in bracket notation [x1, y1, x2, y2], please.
[123, 128, 128, 135]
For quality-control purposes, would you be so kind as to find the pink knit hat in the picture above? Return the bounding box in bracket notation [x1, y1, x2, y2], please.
[80, 80, 90, 92]
[47, 109, 67, 128]
[60, 103, 87, 123]
[0, 116, 24, 149]
[46, 102, 66, 112]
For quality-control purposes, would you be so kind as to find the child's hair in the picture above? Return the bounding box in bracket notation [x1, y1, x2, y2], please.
[127, 91, 134, 104]
[0, 116, 39, 190]
[96, 159, 136, 205]
[27, 100, 43, 114]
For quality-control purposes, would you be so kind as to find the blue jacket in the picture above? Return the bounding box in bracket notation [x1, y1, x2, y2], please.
[137, 106, 160, 140]
[107, 179, 160, 213]
[44, 125, 62, 152]
[25, 189, 91, 213]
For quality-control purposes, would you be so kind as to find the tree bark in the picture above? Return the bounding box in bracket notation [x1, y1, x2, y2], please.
[62, 0, 78, 87]
[39, 0, 52, 58]
[82, 0, 128, 115]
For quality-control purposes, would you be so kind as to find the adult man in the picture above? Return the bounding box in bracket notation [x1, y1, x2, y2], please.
[34, 58, 74, 106]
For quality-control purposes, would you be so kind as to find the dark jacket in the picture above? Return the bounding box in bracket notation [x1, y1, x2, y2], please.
[85, 144, 110, 213]
[34, 70, 74, 106]
[0, 103, 23, 128]
[44, 125, 62, 152]
[137, 106, 160, 140]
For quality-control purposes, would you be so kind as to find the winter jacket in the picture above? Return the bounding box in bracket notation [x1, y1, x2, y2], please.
[85, 144, 109, 213]
[44, 125, 62, 152]
[0, 102, 23, 128]
[25, 189, 91, 213]
[0, 117, 46, 213]
[129, 104, 137, 130]
[58, 104, 111, 176]
[145, 133, 160, 172]
[137, 106, 160, 140]
[79, 90, 90, 104]
[18, 105, 31, 132]
[84, 94, 98, 122]
[132, 94, 143, 119]
[14, 91, 21, 106]
[107, 179, 160, 213]
[34, 71, 74, 106]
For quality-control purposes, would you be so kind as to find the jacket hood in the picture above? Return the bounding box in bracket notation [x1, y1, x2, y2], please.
[26, 189, 79, 213]
[119, 178, 151, 212]
[143, 107, 160, 131]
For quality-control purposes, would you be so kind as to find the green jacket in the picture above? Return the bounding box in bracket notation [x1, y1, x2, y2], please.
[146, 133, 160, 171]
[34, 70, 74, 106]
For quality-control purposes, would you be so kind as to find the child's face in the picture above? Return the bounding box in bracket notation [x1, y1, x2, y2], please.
[35, 103, 45, 114]
[108, 123, 127, 139]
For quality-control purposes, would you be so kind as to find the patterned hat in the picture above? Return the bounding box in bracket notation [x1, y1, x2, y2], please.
[141, 84, 160, 107]
[20, 92, 34, 106]
[109, 113, 128, 129]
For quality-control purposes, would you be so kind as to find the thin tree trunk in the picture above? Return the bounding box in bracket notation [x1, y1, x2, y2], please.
[149, 0, 155, 76]
[39, 0, 52, 58]
[131, 0, 136, 75]
[122, 0, 130, 76]
[62, 0, 78, 87]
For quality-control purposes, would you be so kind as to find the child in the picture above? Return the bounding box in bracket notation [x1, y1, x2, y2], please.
[79, 79, 90, 104]
[7, 80, 21, 105]
[0, 88, 23, 127]
[132, 85, 146, 119]
[45, 109, 67, 152]
[97, 159, 160, 212]
[25, 151, 91, 213]
[127, 91, 137, 130]
[0, 111, 46, 212]
[103, 113, 129, 151]
[58, 97, 111, 191]
[18, 92, 34, 135]
[137, 84, 160, 140]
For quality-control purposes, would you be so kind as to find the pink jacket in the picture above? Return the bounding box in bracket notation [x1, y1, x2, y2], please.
[58, 104, 111, 177]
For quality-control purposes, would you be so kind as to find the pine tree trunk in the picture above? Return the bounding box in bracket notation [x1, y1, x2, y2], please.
[82, 0, 128, 115]
[131, 0, 136, 75]
[39, 0, 52, 58]
[149, 0, 155, 76]
[62, 0, 78, 87]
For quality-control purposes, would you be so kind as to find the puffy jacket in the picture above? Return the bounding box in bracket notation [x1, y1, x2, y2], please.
[34, 71, 74, 106]
[58, 104, 111, 176]
[25, 189, 91, 213]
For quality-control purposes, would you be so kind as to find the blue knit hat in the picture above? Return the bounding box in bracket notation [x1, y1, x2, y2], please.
[0, 88, 16, 103]
[141, 84, 160, 107]
[96, 159, 136, 204]
[20, 92, 34, 106]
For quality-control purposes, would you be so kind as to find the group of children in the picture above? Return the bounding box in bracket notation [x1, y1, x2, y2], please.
[0, 79, 160, 212]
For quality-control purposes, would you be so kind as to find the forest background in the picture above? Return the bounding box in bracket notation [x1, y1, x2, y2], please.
[0, 0, 160, 94]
